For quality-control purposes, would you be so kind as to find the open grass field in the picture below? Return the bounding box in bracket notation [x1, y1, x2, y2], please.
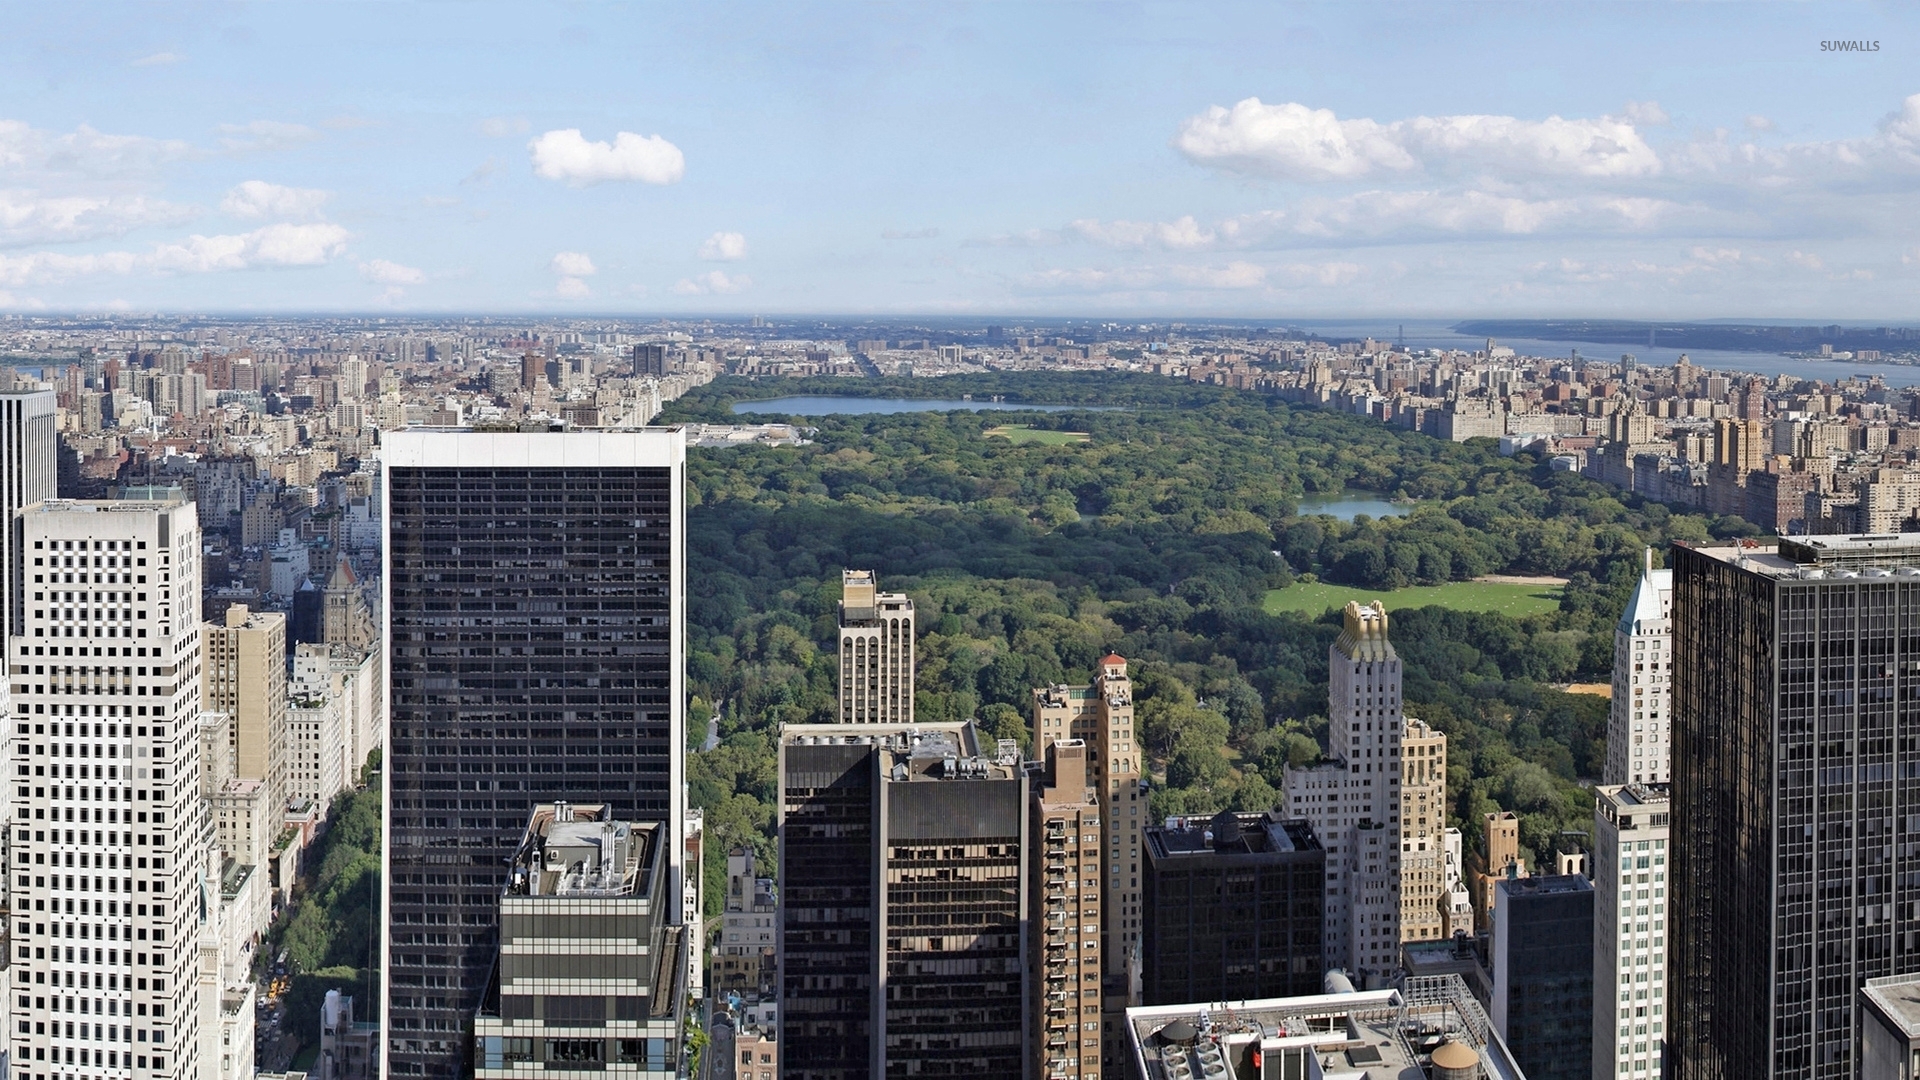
[984, 424, 1090, 445]
[1261, 579, 1564, 618]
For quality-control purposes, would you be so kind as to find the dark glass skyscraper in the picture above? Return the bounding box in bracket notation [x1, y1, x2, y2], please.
[380, 429, 686, 1079]
[1672, 535, 1920, 1080]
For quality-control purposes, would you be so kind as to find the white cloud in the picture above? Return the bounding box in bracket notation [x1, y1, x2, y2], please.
[550, 251, 596, 277]
[359, 259, 425, 286]
[555, 276, 592, 298]
[1018, 259, 1351, 293]
[672, 270, 750, 295]
[1745, 114, 1776, 133]
[528, 128, 685, 186]
[129, 52, 183, 68]
[478, 116, 530, 138]
[217, 120, 321, 154]
[0, 120, 192, 179]
[0, 222, 348, 286]
[0, 191, 192, 247]
[220, 180, 330, 219]
[699, 231, 748, 260]
[1787, 250, 1825, 271]
[1173, 98, 1661, 180]
[1069, 215, 1217, 249]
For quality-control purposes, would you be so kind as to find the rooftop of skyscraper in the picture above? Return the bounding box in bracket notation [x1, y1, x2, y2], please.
[1125, 974, 1527, 1080]
[781, 722, 1021, 781]
[1692, 533, 1920, 575]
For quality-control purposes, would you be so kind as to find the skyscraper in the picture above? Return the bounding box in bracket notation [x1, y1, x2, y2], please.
[1284, 601, 1406, 976]
[1139, 810, 1325, 1005]
[1671, 534, 1920, 1079]
[1604, 551, 1673, 786]
[2, 388, 57, 663]
[1030, 739, 1102, 1080]
[7, 495, 211, 1079]
[1031, 653, 1142, 1077]
[835, 570, 914, 724]
[778, 722, 1027, 1080]
[382, 428, 686, 1079]
[1592, 782, 1670, 1080]
[1492, 873, 1595, 1080]
[1399, 717, 1448, 943]
[632, 344, 666, 378]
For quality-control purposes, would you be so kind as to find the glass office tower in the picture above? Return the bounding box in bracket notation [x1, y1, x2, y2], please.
[380, 429, 685, 1079]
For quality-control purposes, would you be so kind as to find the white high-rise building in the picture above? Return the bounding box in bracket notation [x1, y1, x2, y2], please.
[1285, 601, 1405, 976]
[1592, 783, 1670, 1080]
[1604, 551, 1672, 786]
[7, 495, 213, 1080]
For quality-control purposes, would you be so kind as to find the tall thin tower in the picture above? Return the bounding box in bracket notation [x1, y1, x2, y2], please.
[1285, 601, 1406, 976]
[381, 428, 686, 1080]
[836, 569, 914, 723]
[1604, 550, 1673, 786]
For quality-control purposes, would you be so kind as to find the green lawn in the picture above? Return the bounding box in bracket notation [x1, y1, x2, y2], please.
[984, 424, 1089, 445]
[1262, 580, 1564, 617]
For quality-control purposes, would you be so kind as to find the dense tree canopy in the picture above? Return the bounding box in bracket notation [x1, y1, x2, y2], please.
[669, 374, 1754, 893]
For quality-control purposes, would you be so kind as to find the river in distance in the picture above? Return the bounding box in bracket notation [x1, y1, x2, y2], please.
[1296, 318, 1920, 388]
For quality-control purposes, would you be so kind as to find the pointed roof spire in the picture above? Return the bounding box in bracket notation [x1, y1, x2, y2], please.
[327, 557, 357, 589]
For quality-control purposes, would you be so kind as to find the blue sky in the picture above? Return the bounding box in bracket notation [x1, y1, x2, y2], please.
[1, 2, 1917, 317]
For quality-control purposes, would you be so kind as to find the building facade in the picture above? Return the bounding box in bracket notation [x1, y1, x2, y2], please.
[201, 604, 288, 823]
[1492, 873, 1595, 1080]
[1592, 783, 1670, 1080]
[1399, 717, 1448, 944]
[7, 496, 212, 1079]
[1030, 653, 1143, 1077]
[1030, 738, 1102, 1080]
[382, 428, 687, 1079]
[714, 846, 776, 996]
[1670, 534, 1920, 1080]
[778, 722, 1027, 1080]
[1604, 551, 1673, 786]
[1283, 601, 1406, 977]
[835, 570, 914, 725]
[1139, 810, 1324, 1006]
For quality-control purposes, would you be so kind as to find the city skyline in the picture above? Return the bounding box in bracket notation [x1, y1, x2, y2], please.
[0, 3, 1915, 316]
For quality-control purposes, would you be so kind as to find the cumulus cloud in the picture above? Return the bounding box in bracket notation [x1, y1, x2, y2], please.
[555, 276, 592, 298]
[1173, 98, 1661, 180]
[0, 191, 193, 247]
[672, 270, 750, 295]
[0, 222, 348, 286]
[699, 231, 747, 260]
[217, 120, 321, 153]
[1069, 215, 1217, 249]
[220, 180, 330, 219]
[1787, 250, 1825, 271]
[528, 128, 684, 186]
[0, 120, 192, 179]
[549, 251, 596, 277]
[359, 259, 425, 286]
[130, 52, 183, 67]
[1745, 114, 1776, 133]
